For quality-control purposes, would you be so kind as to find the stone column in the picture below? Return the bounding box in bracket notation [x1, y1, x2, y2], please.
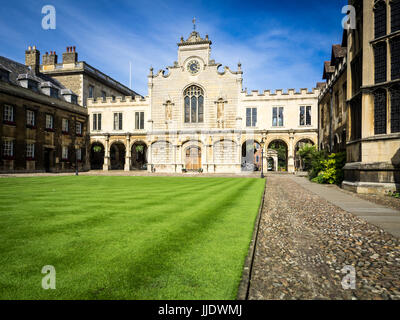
[103, 136, 110, 171]
[147, 142, 152, 173]
[288, 132, 295, 173]
[274, 155, 278, 172]
[124, 135, 131, 171]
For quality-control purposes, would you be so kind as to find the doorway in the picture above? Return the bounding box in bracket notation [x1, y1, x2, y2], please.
[185, 146, 201, 171]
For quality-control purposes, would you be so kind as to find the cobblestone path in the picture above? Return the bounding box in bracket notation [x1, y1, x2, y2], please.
[248, 175, 400, 300]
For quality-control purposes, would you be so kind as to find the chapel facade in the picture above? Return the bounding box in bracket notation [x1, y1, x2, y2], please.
[87, 30, 319, 174]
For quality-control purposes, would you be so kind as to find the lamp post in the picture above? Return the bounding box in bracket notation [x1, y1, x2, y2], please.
[261, 140, 265, 179]
[75, 145, 79, 176]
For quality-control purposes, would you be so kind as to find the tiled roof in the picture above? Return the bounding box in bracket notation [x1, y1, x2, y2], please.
[0, 55, 67, 91]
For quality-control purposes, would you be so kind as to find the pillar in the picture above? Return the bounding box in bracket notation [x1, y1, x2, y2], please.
[103, 136, 109, 171]
[288, 133, 295, 173]
[124, 135, 131, 171]
[147, 142, 153, 173]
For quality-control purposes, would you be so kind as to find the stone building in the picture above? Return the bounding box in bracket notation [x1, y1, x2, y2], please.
[343, 0, 400, 193]
[0, 47, 89, 173]
[39, 46, 139, 107]
[318, 38, 348, 153]
[88, 30, 319, 173]
[319, 0, 400, 193]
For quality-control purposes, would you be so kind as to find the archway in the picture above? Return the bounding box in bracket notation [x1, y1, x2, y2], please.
[110, 142, 126, 170]
[241, 140, 261, 171]
[267, 157, 275, 171]
[268, 140, 288, 171]
[185, 146, 202, 171]
[131, 142, 148, 170]
[294, 139, 315, 171]
[90, 142, 105, 170]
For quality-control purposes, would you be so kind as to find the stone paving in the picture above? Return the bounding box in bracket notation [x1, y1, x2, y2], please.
[249, 175, 400, 300]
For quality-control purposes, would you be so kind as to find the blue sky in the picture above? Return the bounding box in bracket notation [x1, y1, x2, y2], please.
[0, 0, 348, 95]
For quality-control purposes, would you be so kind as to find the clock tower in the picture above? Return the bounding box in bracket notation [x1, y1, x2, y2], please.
[177, 31, 212, 68]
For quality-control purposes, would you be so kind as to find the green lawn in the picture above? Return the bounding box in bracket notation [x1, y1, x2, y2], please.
[0, 176, 265, 300]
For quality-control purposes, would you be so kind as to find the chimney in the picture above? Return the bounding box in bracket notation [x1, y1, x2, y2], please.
[42, 51, 58, 66]
[25, 45, 40, 74]
[62, 46, 78, 64]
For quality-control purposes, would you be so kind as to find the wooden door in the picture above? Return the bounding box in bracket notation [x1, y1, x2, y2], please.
[185, 147, 201, 170]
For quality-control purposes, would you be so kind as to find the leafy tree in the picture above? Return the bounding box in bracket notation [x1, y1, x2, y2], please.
[269, 142, 287, 170]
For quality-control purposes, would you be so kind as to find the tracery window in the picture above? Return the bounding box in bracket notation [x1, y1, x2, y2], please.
[374, 1, 387, 39]
[391, 0, 400, 33]
[374, 89, 387, 135]
[391, 36, 400, 80]
[374, 42, 387, 83]
[391, 85, 400, 133]
[184, 85, 204, 123]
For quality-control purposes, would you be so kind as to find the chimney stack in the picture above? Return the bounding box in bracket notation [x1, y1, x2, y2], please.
[42, 50, 58, 66]
[25, 45, 40, 74]
[62, 46, 78, 64]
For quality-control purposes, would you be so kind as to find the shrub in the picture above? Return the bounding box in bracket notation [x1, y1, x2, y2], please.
[297, 145, 327, 179]
[311, 152, 346, 185]
[387, 190, 400, 199]
[297, 144, 346, 185]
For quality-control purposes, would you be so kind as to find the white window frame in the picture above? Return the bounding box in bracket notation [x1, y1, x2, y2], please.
[3, 140, 14, 157]
[26, 143, 35, 159]
[113, 112, 123, 131]
[92, 113, 102, 131]
[46, 114, 54, 129]
[62, 118, 69, 132]
[62, 146, 69, 160]
[76, 121, 82, 135]
[135, 112, 145, 130]
[272, 106, 284, 127]
[4, 105, 14, 122]
[246, 107, 257, 127]
[27, 110, 35, 126]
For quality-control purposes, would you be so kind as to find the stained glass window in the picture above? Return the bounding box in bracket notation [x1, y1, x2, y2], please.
[184, 85, 204, 123]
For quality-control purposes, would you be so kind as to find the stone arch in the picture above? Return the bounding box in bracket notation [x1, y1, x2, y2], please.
[90, 141, 105, 170]
[294, 138, 315, 171]
[151, 140, 173, 164]
[241, 139, 262, 171]
[294, 135, 318, 147]
[131, 140, 148, 170]
[181, 140, 204, 170]
[213, 139, 237, 164]
[109, 141, 126, 170]
[268, 139, 288, 171]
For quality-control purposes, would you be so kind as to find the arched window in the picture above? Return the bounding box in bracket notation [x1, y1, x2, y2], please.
[184, 85, 204, 123]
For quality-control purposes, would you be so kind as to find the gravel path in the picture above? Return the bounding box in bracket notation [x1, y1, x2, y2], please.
[248, 175, 400, 300]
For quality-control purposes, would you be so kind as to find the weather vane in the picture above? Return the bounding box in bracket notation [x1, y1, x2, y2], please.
[192, 17, 196, 31]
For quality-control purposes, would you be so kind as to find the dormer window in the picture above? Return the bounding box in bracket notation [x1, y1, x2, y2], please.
[50, 88, 59, 98]
[41, 82, 59, 98]
[61, 89, 78, 105]
[28, 80, 39, 92]
[0, 68, 10, 82]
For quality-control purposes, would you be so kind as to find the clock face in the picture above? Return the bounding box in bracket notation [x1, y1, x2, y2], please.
[187, 60, 200, 75]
